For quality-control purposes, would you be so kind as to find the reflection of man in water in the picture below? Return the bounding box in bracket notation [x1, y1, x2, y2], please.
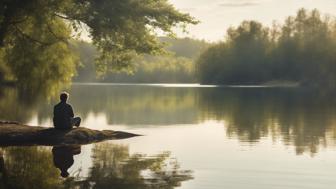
[53, 92, 81, 130]
[0, 150, 7, 186]
[52, 145, 81, 178]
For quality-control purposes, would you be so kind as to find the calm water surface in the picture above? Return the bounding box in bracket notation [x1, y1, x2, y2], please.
[1, 84, 336, 189]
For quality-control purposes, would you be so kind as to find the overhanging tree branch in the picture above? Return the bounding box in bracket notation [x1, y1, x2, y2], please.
[14, 26, 56, 47]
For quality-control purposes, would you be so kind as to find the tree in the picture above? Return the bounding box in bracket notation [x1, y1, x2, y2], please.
[196, 9, 336, 88]
[73, 37, 209, 83]
[197, 21, 271, 84]
[0, 0, 197, 89]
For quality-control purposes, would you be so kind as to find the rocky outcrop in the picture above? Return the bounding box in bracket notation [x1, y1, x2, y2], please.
[0, 122, 140, 146]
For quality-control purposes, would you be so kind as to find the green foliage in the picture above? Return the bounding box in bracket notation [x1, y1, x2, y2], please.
[103, 56, 196, 83]
[0, 0, 197, 90]
[71, 40, 97, 82]
[159, 37, 210, 59]
[5, 17, 77, 92]
[197, 9, 336, 88]
[73, 37, 209, 83]
[197, 21, 272, 84]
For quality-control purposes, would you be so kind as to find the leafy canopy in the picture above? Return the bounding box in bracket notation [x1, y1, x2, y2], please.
[0, 0, 197, 88]
[196, 9, 336, 88]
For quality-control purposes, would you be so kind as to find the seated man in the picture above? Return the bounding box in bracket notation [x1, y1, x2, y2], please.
[53, 92, 81, 130]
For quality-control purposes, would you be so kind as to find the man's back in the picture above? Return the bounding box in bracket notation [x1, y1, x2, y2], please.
[53, 102, 74, 129]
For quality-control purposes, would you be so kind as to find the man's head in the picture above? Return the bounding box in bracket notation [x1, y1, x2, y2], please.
[60, 92, 69, 102]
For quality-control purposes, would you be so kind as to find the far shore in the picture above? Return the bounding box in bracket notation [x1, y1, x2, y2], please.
[71, 81, 300, 88]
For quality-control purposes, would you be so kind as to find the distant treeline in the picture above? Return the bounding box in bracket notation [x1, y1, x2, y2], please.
[197, 9, 336, 87]
[74, 37, 210, 83]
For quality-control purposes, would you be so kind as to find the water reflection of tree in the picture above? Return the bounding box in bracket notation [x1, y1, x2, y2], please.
[0, 143, 193, 189]
[4, 83, 336, 155]
[68, 86, 199, 126]
[0, 147, 61, 189]
[0, 87, 55, 123]
[72, 143, 193, 189]
[198, 88, 336, 155]
[0, 85, 200, 126]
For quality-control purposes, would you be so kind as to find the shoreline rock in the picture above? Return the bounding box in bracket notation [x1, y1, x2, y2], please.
[0, 122, 140, 146]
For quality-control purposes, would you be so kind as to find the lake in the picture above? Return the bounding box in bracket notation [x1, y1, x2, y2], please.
[1, 83, 336, 189]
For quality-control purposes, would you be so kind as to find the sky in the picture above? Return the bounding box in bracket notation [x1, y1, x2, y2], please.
[169, 0, 336, 41]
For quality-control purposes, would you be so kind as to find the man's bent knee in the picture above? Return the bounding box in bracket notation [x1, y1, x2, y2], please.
[73, 117, 81, 127]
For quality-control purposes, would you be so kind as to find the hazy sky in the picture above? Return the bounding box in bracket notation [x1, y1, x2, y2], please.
[169, 0, 336, 41]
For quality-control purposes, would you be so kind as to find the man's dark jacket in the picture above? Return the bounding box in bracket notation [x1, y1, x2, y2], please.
[53, 102, 74, 129]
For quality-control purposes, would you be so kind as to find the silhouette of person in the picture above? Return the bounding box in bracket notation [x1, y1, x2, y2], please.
[52, 145, 81, 178]
[53, 92, 81, 130]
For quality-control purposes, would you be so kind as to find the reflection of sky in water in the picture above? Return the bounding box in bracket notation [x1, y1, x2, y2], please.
[57, 123, 336, 188]
[26, 116, 336, 188]
[4, 84, 336, 188]
[118, 124, 336, 189]
[69, 144, 93, 178]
